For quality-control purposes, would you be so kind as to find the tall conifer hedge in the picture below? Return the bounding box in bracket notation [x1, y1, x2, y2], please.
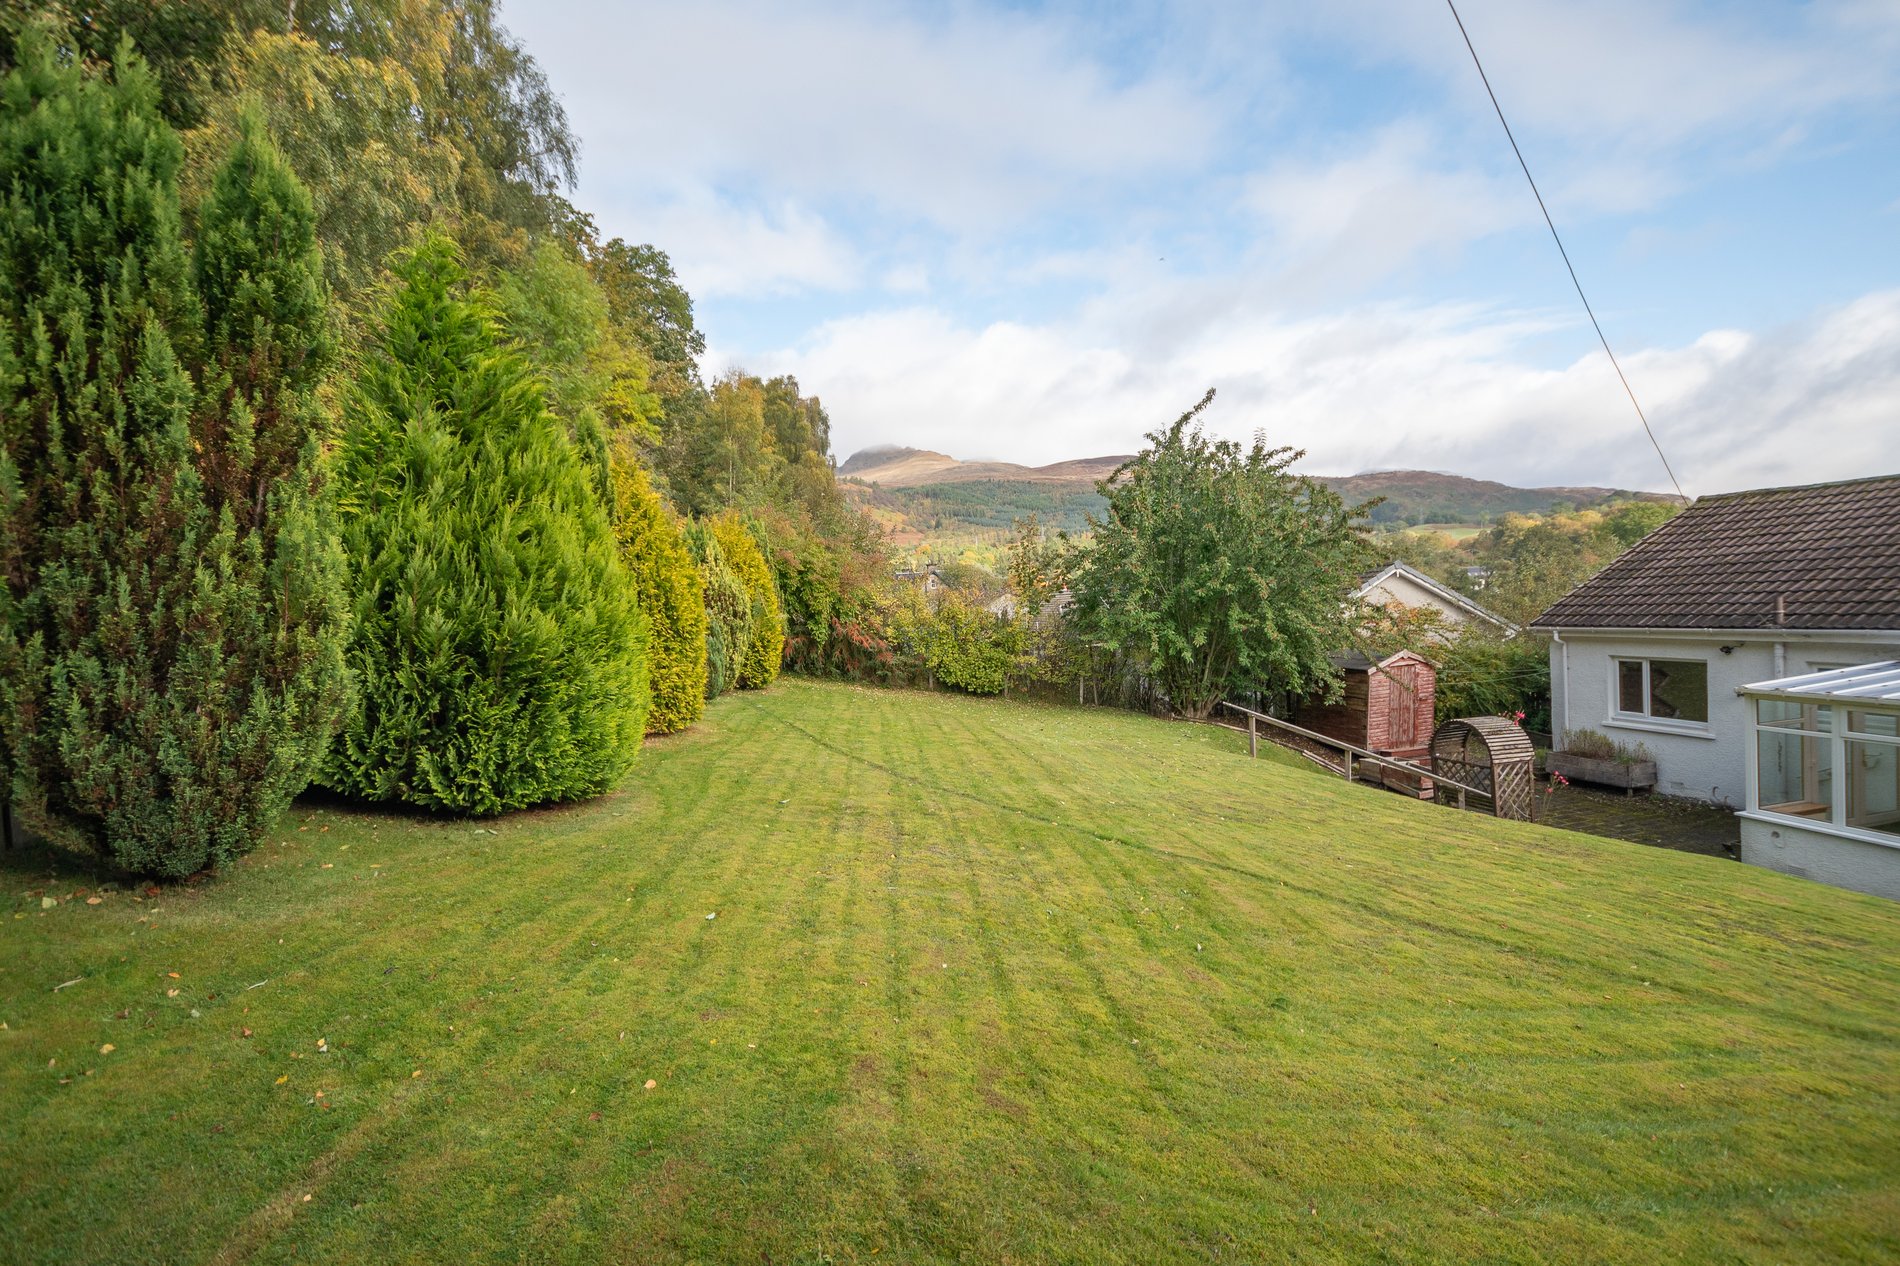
[684, 520, 754, 701]
[709, 512, 785, 690]
[610, 457, 706, 734]
[322, 234, 649, 814]
[0, 34, 348, 876]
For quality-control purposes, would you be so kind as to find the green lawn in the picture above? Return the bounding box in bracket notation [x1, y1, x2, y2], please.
[4, 680, 1898, 1264]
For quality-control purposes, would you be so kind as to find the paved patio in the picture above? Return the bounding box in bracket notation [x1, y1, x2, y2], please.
[1531, 781, 1741, 858]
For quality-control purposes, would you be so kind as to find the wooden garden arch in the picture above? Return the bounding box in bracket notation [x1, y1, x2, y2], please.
[1430, 716, 1536, 821]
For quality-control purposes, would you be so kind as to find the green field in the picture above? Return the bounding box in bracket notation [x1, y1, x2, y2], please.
[4, 681, 1898, 1263]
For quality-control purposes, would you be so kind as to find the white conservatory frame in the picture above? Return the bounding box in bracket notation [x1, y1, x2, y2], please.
[1740, 660, 1900, 849]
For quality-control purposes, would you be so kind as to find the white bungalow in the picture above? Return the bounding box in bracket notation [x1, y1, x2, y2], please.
[1532, 473, 1900, 809]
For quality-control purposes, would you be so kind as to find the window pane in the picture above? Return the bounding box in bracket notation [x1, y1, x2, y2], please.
[1758, 730, 1833, 819]
[1849, 709, 1900, 739]
[1618, 660, 1646, 714]
[1649, 659, 1708, 722]
[1847, 739, 1900, 835]
[1758, 700, 1832, 732]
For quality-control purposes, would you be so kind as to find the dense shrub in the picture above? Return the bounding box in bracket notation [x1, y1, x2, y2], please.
[322, 234, 648, 813]
[0, 38, 348, 877]
[683, 520, 754, 700]
[1433, 629, 1552, 732]
[709, 511, 784, 690]
[611, 457, 706, 733]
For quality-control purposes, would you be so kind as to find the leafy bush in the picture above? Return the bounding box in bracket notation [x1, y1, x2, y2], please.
[0, 40, 348, 877]
[611, 458, 706, 733]
[323, 234, 648, 813]
[1432, 630, 1551, 732]
[709, 512, 784, 690]
[1070, 391, 1370, 718]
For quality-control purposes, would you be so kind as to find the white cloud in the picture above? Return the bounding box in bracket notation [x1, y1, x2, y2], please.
[613, 187, 864, 298]
[762, 287, 1900, 495]
[508, 0, 1215, 227]
[1299, 0, 1900, 151]
[1242, 121, 1528, 294]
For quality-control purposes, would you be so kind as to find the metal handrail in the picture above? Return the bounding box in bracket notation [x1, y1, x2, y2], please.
[1216, 700, 1491, 809]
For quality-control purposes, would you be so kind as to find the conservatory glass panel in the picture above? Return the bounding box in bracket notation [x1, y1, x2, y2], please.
[1757, 729, 1833, 820]
[1757, 699, 1832, 732]
[1846, 739, 1900, 835]
[1848, 710, 1900, 739]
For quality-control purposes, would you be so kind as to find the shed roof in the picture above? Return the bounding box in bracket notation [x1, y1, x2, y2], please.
[1532, 474, 1900, 631]
[1740, 660, 1900, 703]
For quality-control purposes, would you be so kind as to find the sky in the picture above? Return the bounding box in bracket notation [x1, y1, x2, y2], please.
[502, 0, 1900, 495]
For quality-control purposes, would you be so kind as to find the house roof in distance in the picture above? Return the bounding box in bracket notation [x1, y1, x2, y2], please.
[1355, 560, 1516, 633]
[1533, 473, 1900, 632]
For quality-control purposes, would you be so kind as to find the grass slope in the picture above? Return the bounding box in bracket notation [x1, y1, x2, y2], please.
[3, 681, 1897, 1264]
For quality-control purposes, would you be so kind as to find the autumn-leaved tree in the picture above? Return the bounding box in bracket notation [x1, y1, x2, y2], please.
[0, 34, 347, 875]
[1069, 390, 1373, 718]
[709, 512, 784, 690]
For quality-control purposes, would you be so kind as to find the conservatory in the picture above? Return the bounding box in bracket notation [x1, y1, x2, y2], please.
[1740, 661, 1900, 901]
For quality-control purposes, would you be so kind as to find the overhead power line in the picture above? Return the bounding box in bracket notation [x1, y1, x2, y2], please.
[1443, 0, 1689, 503]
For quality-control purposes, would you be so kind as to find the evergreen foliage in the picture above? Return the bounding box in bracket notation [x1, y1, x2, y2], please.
[323, 234, 648, 813]
[611, 457, 706, 734]
[1070, 390, 1373, 719]
[709, 512, 784, 690]
[0, 35, 347, 876]
[684, 519, 754, 701]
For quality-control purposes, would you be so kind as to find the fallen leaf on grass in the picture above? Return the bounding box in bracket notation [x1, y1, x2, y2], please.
[167, 972, 180, 979]
[411, 1069, 422, 1078]
[40, 897, 56, 910]
[99, 1043, 114, 1055]
[644, 1079, 657, 1090]
[275, 1075, 289, 1085]
[241, 1028, 252, 1039]
[85, 897, 102, 906]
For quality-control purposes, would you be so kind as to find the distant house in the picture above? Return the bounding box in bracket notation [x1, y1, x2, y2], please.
[1355, 560, 1515, 639]
[896, 563, 944, 594]
[987, 588, 1073, 623]
[1531, 473, 1900, 810]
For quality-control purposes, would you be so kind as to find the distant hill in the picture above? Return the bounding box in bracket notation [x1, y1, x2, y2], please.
[838, 447, 1671, 554]
[839, 447, 1130, 489]
[1318, 470, 1674, 527]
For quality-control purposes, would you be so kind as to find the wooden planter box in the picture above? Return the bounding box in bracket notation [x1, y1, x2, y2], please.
[1548, 751, 1657, 794]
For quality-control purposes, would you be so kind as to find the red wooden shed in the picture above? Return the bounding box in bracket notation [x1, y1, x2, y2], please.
[1290, 650, 1437, 796]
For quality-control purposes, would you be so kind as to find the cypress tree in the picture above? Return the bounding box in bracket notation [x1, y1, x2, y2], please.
[323, 234, 649, 814]
[683, 519, 754, 702]
[709, 511, 785, 690]
[610, 457, 707, 734]
[0, 30, 347, 876]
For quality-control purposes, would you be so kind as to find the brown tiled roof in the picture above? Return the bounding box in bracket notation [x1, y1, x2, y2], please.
[1532, 474, 1900, 631]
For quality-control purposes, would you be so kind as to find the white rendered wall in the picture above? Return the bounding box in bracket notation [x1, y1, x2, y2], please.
[1739, 814, 1900, 902]
[1547, 633, 1900, 806]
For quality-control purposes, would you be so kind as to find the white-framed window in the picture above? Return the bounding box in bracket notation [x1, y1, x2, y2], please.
[1614, 657, 1709, 724]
